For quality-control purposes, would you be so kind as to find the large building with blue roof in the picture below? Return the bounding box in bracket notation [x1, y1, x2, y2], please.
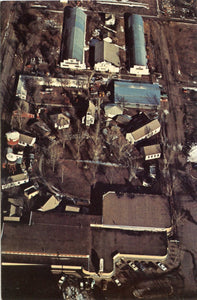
[60, 7, 87, 70]
[114, 80, 160, 109]
[128, 14, 149, 76]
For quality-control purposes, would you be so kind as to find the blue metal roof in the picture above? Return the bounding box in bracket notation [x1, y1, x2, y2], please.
[128, 14, 147, 66]
[62, 7, 86, 63]
[114, 81, 160, 107]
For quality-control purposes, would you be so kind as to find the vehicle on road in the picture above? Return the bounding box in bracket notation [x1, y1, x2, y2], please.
[157, 262, 167, 271]
[128, 262, 139, 271]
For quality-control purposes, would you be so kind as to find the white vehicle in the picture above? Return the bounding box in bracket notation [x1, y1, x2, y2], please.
[112, 277, 121, 287]
[80, 281, 84, 290]
[128, 262, 139, 271]
[58, 275, 66, 288]
[157, 262, 167, 271]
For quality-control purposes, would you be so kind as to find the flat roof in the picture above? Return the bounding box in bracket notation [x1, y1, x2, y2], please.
[103, 192, 171, 228]
[91, 228, 167, 272]
[2, 212, 102, 260]
[114, 81, 160, 107]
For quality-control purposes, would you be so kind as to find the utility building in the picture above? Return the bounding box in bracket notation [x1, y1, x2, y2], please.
[128, 14, 149, 76]
[114, 81, 160, 109]
[94, 41, 120, 73]
[60, 7, 87, 70]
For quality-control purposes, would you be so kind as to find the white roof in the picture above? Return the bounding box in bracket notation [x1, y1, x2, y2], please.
[38, 196, 61, 212]
[6, 131, 20, 141]
[188, 145, 197, 163]
[104, 105, 123, 118]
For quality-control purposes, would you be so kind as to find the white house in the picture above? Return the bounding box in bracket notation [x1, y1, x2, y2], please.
[126, 119, 161, 144]
[2, 173, 29, 190]
[82, 101, 96, 127]
[143, 144, 161, 160]
[50, 113, 70, 130]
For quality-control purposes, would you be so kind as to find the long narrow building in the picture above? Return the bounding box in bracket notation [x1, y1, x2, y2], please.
[128, 14, 149, 76]
[60, 7, 87, 69]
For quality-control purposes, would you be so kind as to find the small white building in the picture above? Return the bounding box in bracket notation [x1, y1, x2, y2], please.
[24, 185, 39, 200]
[94, 41, 120, 73]
[60, 58, 86, 70]
[82, 101, 96, 127]
[6, 131, 20, 146]
[143, 144, 161, 160]
[187, 144, 197, 163]
[126, 119, 161, 144]
[2, 173, 29, 190]
[16, 75, 27, 100]
[18, 134, 36, 147]
[38, 195, 61, 212]
[104, 104, 123, 119]
[105, 14, 115, 26]
[50, 113, 70, 130]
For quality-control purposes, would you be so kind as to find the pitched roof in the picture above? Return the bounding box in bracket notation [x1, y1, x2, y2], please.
[10, 173, 29, 182]
[38, 196, 61, 212]
[19, 134, 36, 145]
[132, 119, 160, 141]
[95, 41, 120, 67]
[143, 144, 161, 156]
[104, 104, 123, 117]
[50, 113, 70, 126]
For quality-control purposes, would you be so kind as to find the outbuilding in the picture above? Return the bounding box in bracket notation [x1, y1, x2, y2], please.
[60, 7, 87, 70]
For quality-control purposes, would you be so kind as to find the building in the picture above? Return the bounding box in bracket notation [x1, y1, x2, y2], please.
[3, 204, 22, 222]
[105, 13, 115, 26]
[2, 173, 29, 190]
[102, 192, 172, 234]
[24, 185, 39, 200]
[50, 113, 70, 130]
[94, 41, 120, 73]
[143, 144, 161, 160]
[114, 81, 160, 109]
[18, 134, 36, 147]
[126, 119, 161, 144]
[82, 101, 96, 126]
[104, 104, 123, 119]
[6, 131, 20, 146]
[38, 196, 61, 212]
[16, 75, 27, 100]
[127, 14, 149, 76]
[60, 7, 87, 70]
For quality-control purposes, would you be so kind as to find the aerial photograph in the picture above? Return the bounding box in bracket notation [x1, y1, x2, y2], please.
[1, 0, 197, 299]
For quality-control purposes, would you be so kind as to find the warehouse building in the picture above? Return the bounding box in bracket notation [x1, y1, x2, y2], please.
[60, 7, 87, 70]
[94, 41, 120, 73]
[127, 14, 149, 76]
[114, 80, 160, 109]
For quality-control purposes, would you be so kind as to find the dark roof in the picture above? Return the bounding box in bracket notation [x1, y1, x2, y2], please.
[114, 81, 161, 107]
[91, 228, 168, 272]
[61, 7, 86, 63]
[103, 192, 172, 229]
[124, 112, 150, 133]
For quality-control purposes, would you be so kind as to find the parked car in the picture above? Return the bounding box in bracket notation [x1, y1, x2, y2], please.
[112, 276, 121, 286]
[128, 262, 139, 271]
[58, 275, 66, 289]
[157, 262, 167, 271]
[149, 165, 156, 178]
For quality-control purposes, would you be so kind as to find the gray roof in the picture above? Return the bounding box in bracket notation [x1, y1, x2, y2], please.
[128, 14, 147, 66]
[114, 81, 160, 107]
[61, 7, 86, 63]
[95, 41, 120, 66]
